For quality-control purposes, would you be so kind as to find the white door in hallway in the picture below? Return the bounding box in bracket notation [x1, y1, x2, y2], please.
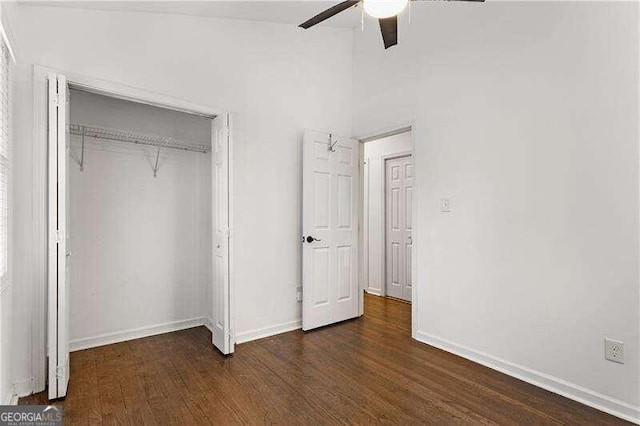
[385, 155, 413, 302]
[47, 73, 70, 399]
[302, 130, 359, 330]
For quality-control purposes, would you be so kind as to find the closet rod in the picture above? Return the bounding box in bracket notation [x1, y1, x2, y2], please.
[69, 124, 210, 154]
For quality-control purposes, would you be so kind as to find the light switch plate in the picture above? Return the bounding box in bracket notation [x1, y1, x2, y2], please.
[441, 198, 451, 213]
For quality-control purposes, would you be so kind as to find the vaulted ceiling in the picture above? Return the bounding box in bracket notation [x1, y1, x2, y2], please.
[19, 1, 365, 28]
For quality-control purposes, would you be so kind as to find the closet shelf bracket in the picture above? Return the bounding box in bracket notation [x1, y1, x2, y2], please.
[153, 147, 160, 178]
[79, 131, 85, 172]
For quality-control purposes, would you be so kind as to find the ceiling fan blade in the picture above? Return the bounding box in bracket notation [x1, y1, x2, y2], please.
[299, 1, 360, 29]
[379, 16, 398, 49]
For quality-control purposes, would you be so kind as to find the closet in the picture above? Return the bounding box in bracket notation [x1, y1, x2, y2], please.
[67, 88, 213, 353]
[44, 76, 235, 400]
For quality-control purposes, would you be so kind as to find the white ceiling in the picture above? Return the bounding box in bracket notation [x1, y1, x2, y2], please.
[20, 1, 366, 28]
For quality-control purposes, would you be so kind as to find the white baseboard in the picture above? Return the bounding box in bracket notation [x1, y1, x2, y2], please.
[4, 384, 17, 405]
[70, 317, 207, 352]
[365, 288, 382, 296]
[12, 379, 32, 400]
[414, 330, 640, 424]
[235, 319, 302, 344]
[204, 317, 214, 333]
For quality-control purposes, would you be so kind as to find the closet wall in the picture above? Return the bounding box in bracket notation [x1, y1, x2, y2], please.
[68, 89, 212, 349]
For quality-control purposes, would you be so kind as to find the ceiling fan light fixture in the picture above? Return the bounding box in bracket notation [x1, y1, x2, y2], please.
[363, 0, 409, 19]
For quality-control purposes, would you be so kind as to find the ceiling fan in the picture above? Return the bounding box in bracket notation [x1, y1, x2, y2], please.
[299, 0, 484, 49]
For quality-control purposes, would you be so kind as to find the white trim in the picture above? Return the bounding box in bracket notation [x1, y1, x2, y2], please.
[409, 124, 418, 338]
[31, 66, 47, 394]
[3, 383, 16, 405]
[228, 113, 236, 352]
[0, 25, 15, 65]
[67, 75, 219, 118]
[356, 123, 414, 143]
[12, 379, 32, 399]
[69, 317, 208, 352]
[362, 156, 370, 298]
[204, 317, 214, 333]
[415, 330, 640, 424]
[0, 7, 17, 64]
[235, 320, 302, 345]
[364, 288, 382, 297]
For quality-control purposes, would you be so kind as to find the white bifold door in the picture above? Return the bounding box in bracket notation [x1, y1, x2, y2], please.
[212, 113, 233, 354]
[302, 130, 359, 331]
[385, 155, 413, 302]
[47, 74, 70, 400]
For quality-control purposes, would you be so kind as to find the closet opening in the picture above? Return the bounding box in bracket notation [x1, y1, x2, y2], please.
[40, 70, 233, 400]
[67, 87, 214, 354]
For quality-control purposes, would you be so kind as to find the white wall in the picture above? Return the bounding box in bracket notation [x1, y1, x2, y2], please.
[8, 4, 353, 394]
[1, 1, 19, 404]
[67, 89, 211, 347]
[8, 2, 638, 420]
[1, 281, 12, 403]
[363, 131, 411, 295]
[354, 1, 639, 420]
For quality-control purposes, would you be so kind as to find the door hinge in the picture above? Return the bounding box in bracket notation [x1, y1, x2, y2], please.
[52, 92, 63, 107]
[52, 230, 62, 244]
[54, 364, 66, 379]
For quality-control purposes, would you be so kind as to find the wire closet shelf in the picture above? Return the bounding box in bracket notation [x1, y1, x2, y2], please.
[69, 123, 211, 154]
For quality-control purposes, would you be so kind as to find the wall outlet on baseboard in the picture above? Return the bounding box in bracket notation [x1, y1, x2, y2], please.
[296, 286, 303, 302]
[604, 338, 624, 364]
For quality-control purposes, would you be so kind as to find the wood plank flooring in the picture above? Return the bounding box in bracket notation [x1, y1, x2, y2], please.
[20, 294, 628, 424]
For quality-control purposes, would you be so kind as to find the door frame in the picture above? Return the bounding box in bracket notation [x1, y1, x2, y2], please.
[356, 123, 416, 335]
[381, 151, 412, 299]
[31, 64, 235, 393]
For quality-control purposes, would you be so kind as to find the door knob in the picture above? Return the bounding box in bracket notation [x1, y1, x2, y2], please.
[306, 236, 321, 243]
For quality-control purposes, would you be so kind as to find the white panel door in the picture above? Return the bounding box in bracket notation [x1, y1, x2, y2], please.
[212, 112, 233, 355]
[47, 74, 70, 399]
[302, 130, 359, 330]
[385, 155, 413, 302]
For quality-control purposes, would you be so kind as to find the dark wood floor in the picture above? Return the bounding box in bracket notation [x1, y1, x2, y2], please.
[21, 294, 628, 424]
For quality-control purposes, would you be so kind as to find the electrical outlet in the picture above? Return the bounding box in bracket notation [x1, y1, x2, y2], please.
[441, 198, 451, 213]
[296, 286, 303, 302]
[605, 338, 624, 364]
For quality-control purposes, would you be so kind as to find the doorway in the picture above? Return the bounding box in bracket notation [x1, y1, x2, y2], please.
[361, 128, 413, 309]
[39, 69, 233, 400]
